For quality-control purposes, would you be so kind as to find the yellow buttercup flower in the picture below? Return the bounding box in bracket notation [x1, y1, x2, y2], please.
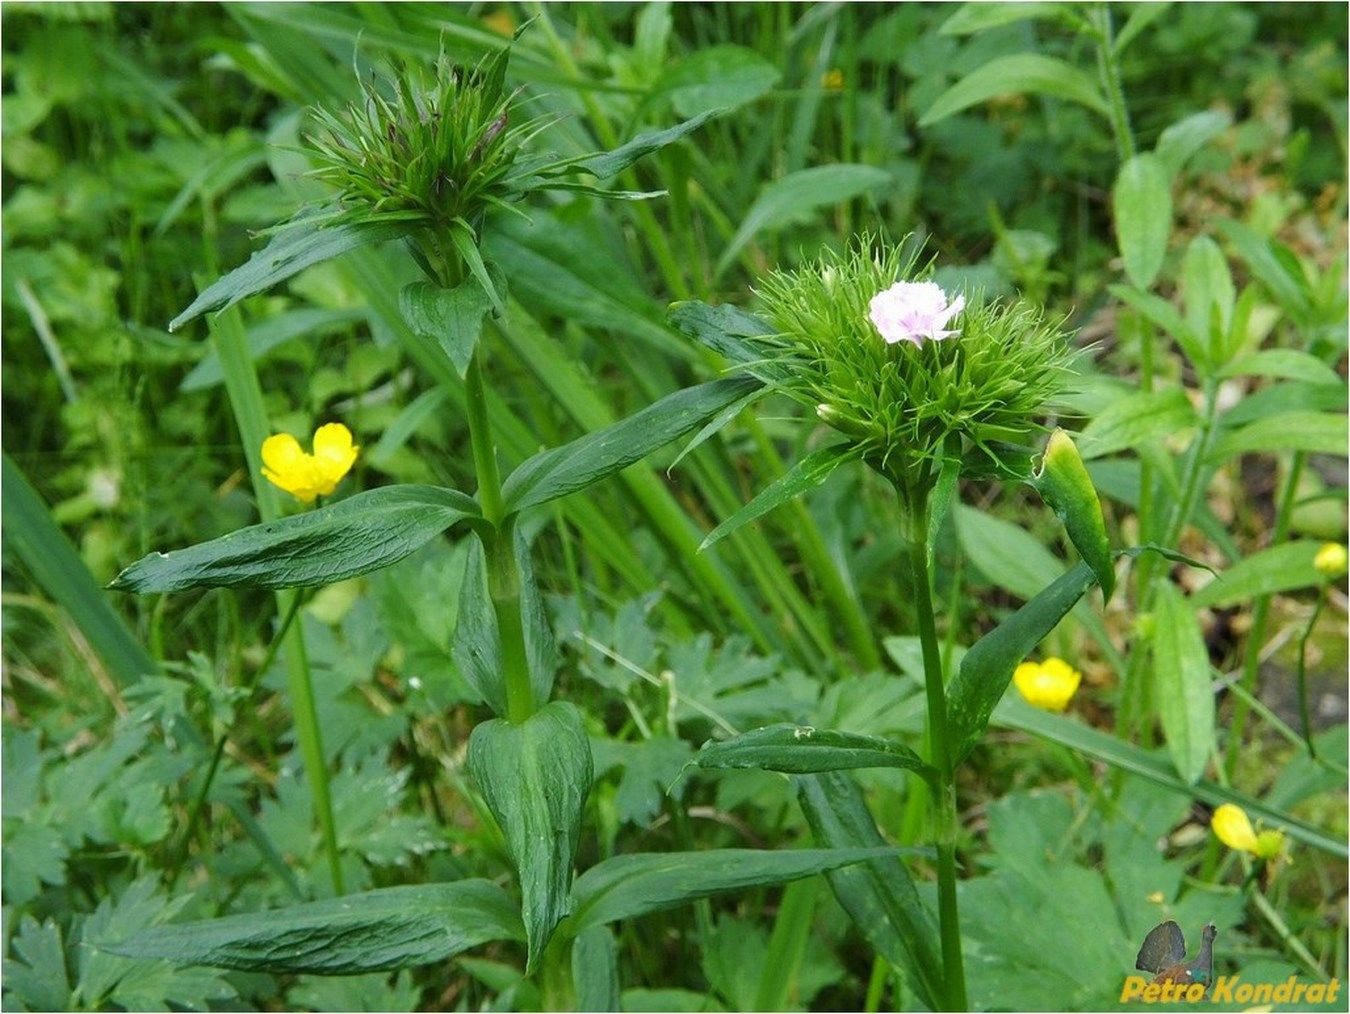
[261, 423, 359, 504]
[822, 68, 845, 91]
[1213, 803, 1286, 860]
[1013, 656, 1081, 712]
[1314, 542, 1347, 577]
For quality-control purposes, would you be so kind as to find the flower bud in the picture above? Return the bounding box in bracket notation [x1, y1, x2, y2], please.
[1314, 542, 1347, 577]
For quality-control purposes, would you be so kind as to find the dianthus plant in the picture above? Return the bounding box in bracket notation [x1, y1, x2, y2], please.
[673, 238, 1120, 1011]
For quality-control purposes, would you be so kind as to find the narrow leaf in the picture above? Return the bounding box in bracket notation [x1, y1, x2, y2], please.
[1152, 582, 1215, 785]
[501, 376, 762, 512]
[1216, 219, 1314, 322]
[1209, 411, 1348, 461]
[1190, 541, 1326, 608]
[1113, 153, 1172, 290]
[566, 847, 913, 934]
[919, 54, 1108, 126]
[110, 486, 480, 592]
[572, 925, 621, 1013]
[1077, 388, 1196, 460]
[468, 702, 592, 969]
[1031, 430, 1114, 601]
[648, 45, 780, 119]
[1219, 349, 1341, 386]
[1154, 109, 1231, 179]
[666, 300, 788, 385]
[450, 221, 504, 315]
[1110, 283, 1208, 370]
[940, 3, 1070, 35]
[170, 217, 403, 331]
[570, 109, 722, 180]
[696, 724, 934, 778]
[98, 881, 522, 974]
[701, 443, 860, 551]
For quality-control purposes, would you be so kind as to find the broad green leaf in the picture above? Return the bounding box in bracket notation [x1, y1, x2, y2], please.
[1153, 109, 1231, 178]
[110, 486, 481, 593]
[649, 45, 780, 119]
[566, 846, 911, 934]
[169, 217, 404, 331]
[666, 301, 788, 385]
[468, 702, 592, 969]
[955, 504, 1065, 600]
[995, 695, 1346, 858]
[695, 723, 934, 778]
[1208, 411, 1347, 461]
[1031, 430, 1114, 601]
[98, 881, 522, 974]
[701, 443, 860, 551]
[399, 276, 497, 378]
[1077, 388, 1196, 460]
[795, 773, 943, 1011]
[1152, 583, 1215, 785]
[919, 54, 1108, 127]
[1219, 349, 1342, 386]
[569, 109, 723, 180]
[947, 561, 1096, 763]
[501, 376, 762, 512]
[572, 925, 621, 1013]
[939, 3, 1071, 35]
[715, 165, 891, 278]
[1112, 154, 1172, 290]
[1109, 284, 1208, 369]
[1181, 236, 1234, 369]
[1190, 541, 1326, 608]
[1216, 219, 1314, 323]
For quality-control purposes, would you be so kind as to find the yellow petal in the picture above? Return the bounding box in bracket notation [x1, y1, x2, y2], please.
[1211, 803, 1258, 852]
[312, 422, 358, 489]
[1013, 657, 1081, 712]
[261, 433, 306, 474]
[1314, 542, 1347, 576]
[261, 432, 327, 503]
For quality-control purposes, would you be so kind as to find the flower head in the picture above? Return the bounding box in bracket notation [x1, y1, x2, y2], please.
[1212, 804, 1286, 860]
[1314, 542, 1347, 577]
[868, 281, 965, 347]
[262, 423, 359, 504]
[1013, 656, 1082, 712]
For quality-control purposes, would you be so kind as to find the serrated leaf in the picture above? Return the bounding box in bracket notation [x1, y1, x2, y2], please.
[919, 54, 1108, 126]
[1031, 430, 1114, 601]
[1190, 541, 1326, 608]
[650, 46, 780, 119]
[99, 881, 521, 974]
[399, 277, 497, 378]
[501, 376, 761, 512]
[468, 702, 592, 970]
[566, 846, 914, 934]
[695, 723, 934, 778]
[716, 165, 891, 277]
[1113, 153, 1172, 290]
[701, 443, 860, 551]
[1151, 583, 1215, 785]
[110, 486, 481, 593]
[170, 217, 404, 331]
[3, 916, 71, 1012]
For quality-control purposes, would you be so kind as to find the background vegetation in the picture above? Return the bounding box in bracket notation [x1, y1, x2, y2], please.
[2, 3, 1346, 1010]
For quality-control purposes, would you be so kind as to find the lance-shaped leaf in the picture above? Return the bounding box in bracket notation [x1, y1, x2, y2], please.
[565, 846, 916, 935]
[796, 773, 944, 1011]
[565, 109, 722, 181]
[1152, 582, 1215, 785]
[701, 443, 860, 551]
[170, 217, 405, 332]
[919, 53, 1108, 126]
[399, 273, 501, 378]
[1190, 540, 1326, 608]
[572, 925, 621, 1013]
[468, 702, 592, 970]
[110, 486, 481, 593]
[667, 300, 788, 386]
[97, 881, 522, 974]
[1112, 153, 1173, 290]
[695, 723, 934, 779]
[501, 376, 761, 512]
[1030, 429, 1114, 602]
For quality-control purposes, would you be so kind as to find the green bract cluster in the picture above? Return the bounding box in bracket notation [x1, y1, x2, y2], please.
[753, 241, 1075, 490]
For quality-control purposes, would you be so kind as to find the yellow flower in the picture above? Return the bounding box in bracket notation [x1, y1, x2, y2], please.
[1314, 542, 1347, 577]
[822, 68, 845, 91]
[1013, 656, 1081, 712]
[1211, 803, 1259, 852]
[261, 423, 359, 504]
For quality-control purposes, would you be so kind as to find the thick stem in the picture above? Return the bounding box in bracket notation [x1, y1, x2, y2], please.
[903, 497, 967, 1012]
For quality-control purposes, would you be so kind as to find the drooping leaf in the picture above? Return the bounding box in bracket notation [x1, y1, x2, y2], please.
[1190, 541, 1326, 609]
[1030, 430, 1114, 601]
[1112, 153, 1172, 290]
[566, 846, 913, 934]
[399, 276, 498, 378]
[110, 486, 481, 593]
[919, 54, 1108, 126]
[468, 702, 592, 969]
[649, 46, 780, 119]
[716, 165, 891, 277]
[695, 723, 934, 778]
[98, 881, 522, 974]
[1151, 583, 1215, 786]
[795, 773, 943, 1010]
[170, 217, 404, 331]
[501, 376, 762, 512]
[701, 443, 860, 551]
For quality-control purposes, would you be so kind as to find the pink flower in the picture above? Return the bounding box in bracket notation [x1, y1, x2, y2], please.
[868, 281, 965, 347]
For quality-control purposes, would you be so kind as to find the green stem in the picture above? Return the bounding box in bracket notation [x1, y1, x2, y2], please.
[1294, 585, 1325, 760]
[1093, 3, 1137, 164]
[902, 495, 967, 1012]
